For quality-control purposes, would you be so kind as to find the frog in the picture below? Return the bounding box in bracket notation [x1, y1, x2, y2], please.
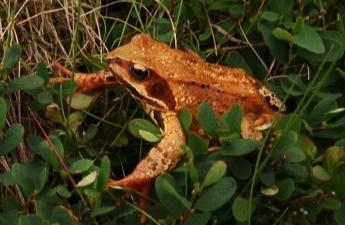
[51, 33, 285, 223]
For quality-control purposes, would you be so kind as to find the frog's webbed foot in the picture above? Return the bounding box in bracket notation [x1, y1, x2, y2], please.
[108, 113, 185, 224]
[50, 61, 117, 92]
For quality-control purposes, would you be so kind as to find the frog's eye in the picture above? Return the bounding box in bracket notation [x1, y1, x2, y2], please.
[130, 63, 150, 80]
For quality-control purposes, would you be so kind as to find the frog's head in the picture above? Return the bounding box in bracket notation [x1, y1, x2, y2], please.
[107, 33, 177, 112]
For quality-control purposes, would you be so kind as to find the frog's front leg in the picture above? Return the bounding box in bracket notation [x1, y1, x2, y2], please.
[108, 112, 185, 223]
[50, 61, 117, 92]
[108, 112, 185, 187]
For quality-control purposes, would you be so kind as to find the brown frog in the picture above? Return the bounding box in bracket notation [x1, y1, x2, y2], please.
[51, 33, 285, 223]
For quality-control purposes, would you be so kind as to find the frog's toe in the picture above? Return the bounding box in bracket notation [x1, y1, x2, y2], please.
[108, 178, 152, 224]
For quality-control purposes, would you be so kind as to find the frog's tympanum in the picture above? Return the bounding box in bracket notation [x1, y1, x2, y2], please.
[51, 33, 285, 223]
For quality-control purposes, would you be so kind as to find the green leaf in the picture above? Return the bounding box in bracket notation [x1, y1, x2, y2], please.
[187, 132, 209, 156]
[97, 156, 110, 192]
[58, 80, 78, 96]
[311, 165, 331, 181]
[91, 206, 115, 217]
[128, 118, 162, 142]
[274, 178, 295, 201]
[228, 4, 245, 17]
[283, 162, 308, 177]
[201, 161, 227, 189]
[325, 108, 345, 121]
[35, 91, 53, 105]
[328, 168, 345, 199]
[274, 131, 298, 151]
[284, 146, 305, 163]
[178, 108, 192, 133]
[155, 174, 191, 215]
[9, 75, 44, 91]
[156, 31, 174, 43]
[187, 157, 200, 184]
[223, 105, 243, 135]
[195, 177, 236, 211]
[27, 135, 64, 171]
[298, 134, 317, 159]
[138, 129, 161, 142]
[198, 102, 218, 137]
[299, 31, 345, 62]
[260, 169, 275, 186]
[227, 157, 252, 180]
[0, 171, 16, 186]
[67, 92, 94, 110]
[275, 113, 302, 132]
[272, 27, 295, 43]
[261, 11, 280, 22]
[67, 111, 83, 130]
[0, 211, 19, 225]
[320, 198, 342, 210]
[54, 185, 72, 198]
[199, 28, 212, 41]
[257, 23, 288, 63]
[18, 215, 42, 225]
[1, 44, 22, 74]
[293, 16, 304, 34]
[232, 196, 253, 222]
[0, 123, 24, 155]
[39, 167, 49, 194]
[208, 0, 233, 11]
[260, 185, 279, 196]
[36, 201, 53, 220]
[280, 74, 306, 96]
[44, 104, 63, 124]
[334, 204, 345, 225]
[69, 159, 93, 174]
[0, 97, 7, 130]
[267, 0, 293, 15]
[308, 98, 337, 125]
[111, 132, 128, 147]
[35, 63, 49, 83]
[221, 139, 259, 156]
[1, 196, 20, 211]
[51, 206, 75, 225]
[323, 146, 345, 173]
[11, 160, 48, 197]
[185, 212, 211, 225]
[293, 25, 325, 54]
[224, 52, 253, 75]
[76, 171, 97, 187]
[86, 124, 97, 140]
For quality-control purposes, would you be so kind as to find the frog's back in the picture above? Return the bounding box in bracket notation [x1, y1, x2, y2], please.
[108, 33, 283, 117]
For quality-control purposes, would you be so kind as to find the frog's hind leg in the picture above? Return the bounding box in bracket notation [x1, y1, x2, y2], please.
[50, 61, 117, 92]
[108, 113, 185, 224]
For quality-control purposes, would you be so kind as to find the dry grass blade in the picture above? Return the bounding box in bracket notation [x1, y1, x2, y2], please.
[1, 0, 106, 68]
